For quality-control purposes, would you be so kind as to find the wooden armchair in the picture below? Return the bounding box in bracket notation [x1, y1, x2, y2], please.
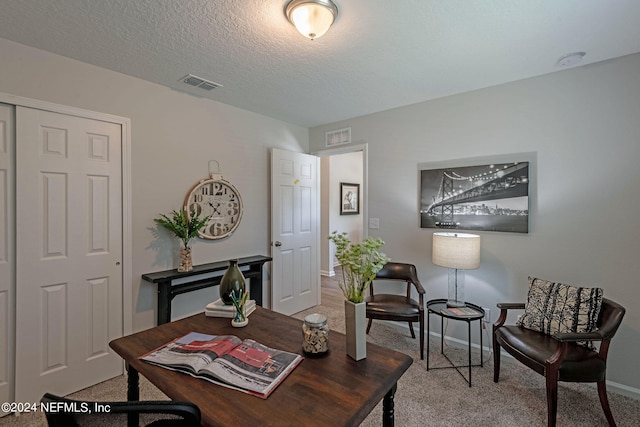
[365, 262, 425, 359]
[493, 298, 626, 426]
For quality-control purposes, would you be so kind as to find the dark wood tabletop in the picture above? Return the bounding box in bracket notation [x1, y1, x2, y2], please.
[110, 307, 413, 427]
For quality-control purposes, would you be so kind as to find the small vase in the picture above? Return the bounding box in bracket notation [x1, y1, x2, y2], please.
[344, 300, 367, 361]
[177, 247, 192, 272]
[219, 259, 246, 305]
[231, 313, 248, 328]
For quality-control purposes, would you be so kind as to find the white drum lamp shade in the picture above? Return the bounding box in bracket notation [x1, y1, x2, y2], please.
[432, 232, 480, 307]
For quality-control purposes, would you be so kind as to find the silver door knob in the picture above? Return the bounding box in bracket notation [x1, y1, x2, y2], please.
[273, 241, 282, 247]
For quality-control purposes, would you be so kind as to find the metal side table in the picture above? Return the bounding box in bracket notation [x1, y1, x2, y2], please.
[426, 298, 485, 387]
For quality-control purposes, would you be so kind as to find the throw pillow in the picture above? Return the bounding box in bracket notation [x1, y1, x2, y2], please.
[517, 277, 603, 336]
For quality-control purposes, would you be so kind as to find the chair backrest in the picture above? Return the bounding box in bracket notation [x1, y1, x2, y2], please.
[41, 393, 201, 427]
[372, 262, 424, 297]
[375, 262, 420, 283]
[597, 298, 626, 341]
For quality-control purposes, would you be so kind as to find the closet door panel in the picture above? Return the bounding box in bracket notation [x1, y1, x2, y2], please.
[0, 103, 14, 416]
[15, 106, 123, 403]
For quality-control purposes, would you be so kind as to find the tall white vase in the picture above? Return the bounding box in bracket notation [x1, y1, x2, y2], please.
[344, 300, 367, 361]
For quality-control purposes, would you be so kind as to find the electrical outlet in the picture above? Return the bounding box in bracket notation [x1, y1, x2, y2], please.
[482, 307, 491, 324]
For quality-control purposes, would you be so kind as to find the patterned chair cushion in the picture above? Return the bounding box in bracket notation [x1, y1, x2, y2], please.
[517, 277, 603, 336]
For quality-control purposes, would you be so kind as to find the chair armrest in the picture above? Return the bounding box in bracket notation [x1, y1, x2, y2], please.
[493, 302, 525, 328]
[412, 279, 425, 294]
[497, 303, 525, 310]
[552, 331, 603, 343]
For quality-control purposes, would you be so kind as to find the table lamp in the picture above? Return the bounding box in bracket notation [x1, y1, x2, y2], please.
[432, 232, 481, 307]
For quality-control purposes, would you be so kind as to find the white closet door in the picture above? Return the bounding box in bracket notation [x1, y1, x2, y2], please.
[15, 107, 123, 403]
[0, 104, 14, 415]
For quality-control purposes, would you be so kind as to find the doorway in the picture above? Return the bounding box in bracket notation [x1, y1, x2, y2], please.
[315, 145, 367, 278]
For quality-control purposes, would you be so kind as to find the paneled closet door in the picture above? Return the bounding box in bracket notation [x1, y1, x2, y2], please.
[0, 104, 14, 416]
[15, 107, 124, 403]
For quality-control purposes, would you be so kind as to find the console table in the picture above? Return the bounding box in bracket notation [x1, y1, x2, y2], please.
[142, 255, 272, 325]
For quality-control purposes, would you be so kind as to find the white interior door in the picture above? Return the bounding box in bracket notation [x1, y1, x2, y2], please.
[15, 107, 123, 403]
[270, 148, 319, 315]
[0, 104, 14, 415]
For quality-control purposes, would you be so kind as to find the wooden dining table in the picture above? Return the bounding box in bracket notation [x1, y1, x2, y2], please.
[109, 306, 413, 426]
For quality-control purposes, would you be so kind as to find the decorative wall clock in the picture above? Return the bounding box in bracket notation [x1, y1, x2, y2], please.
[184, 171, 243, 240]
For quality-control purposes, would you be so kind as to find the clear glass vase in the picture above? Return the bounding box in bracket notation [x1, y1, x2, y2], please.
[178, 247, 192, 272]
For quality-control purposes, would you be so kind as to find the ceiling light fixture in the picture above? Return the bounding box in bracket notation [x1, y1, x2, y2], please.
[285, 0, 338, 40]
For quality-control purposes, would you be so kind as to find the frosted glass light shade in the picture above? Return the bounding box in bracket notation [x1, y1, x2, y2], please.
[285, 0, 338, 40]
[432, 233, 481, 270]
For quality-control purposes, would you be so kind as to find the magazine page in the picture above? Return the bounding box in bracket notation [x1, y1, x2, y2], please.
[141, 332, 242, 374]
[200, 339, 303, 397]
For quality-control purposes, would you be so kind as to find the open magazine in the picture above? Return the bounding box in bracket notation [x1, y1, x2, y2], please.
[140, 332, 303, 399]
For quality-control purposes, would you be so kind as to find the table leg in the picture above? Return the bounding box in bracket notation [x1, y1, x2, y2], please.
[426, 311, 430, 370]
[467, 321, 472, 387]
[248, 264, 263, 307]
[382, 382, 397, 427]
[440, 315, 444, 354]
[157, 281, 171, 325]
[126, 364, 139, 427]
[126, 363, 139, 401]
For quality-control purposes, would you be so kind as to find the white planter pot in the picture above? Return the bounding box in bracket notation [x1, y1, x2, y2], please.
[344, 300, 367, 361]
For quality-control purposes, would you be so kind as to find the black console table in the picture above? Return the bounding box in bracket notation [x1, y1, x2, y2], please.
[142, 255, 272, 325]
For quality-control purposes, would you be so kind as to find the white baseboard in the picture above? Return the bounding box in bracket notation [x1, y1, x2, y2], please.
[320, 270, 335, 277]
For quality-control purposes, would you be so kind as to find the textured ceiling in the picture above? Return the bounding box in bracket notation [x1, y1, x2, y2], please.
[1, 0, 640, 127]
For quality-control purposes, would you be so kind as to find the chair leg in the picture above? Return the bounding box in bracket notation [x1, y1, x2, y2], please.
[419, 318, 424, 360]
[493, 341, 501, 382]
[545, 371, 559, 427]
[597, 379, 617, 426]
[408, 322, 416, 339]
[366, 318, 372, 334]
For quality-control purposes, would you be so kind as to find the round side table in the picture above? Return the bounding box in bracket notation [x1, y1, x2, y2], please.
[426, 298, 485, 387]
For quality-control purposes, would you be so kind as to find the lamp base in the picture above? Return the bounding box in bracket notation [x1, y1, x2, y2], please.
[446, 300, 466, 308]
[447, 268, 465, 308]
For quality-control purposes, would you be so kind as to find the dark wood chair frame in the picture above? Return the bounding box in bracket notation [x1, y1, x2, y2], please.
[365, 262, 425, 359]
[493, 298, 626, 427]
[41, 392, 201, 427]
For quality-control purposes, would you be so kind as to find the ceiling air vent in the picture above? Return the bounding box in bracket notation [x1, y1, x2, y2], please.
[180, 74, 223, 91]
[325, 127, 351, 147]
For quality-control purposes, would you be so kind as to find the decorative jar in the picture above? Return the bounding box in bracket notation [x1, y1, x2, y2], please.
[302, 313, 329, 356]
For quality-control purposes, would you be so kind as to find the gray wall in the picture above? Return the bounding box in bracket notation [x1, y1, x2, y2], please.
[0, 37, 309, 332]
[310, 53, 640, 394]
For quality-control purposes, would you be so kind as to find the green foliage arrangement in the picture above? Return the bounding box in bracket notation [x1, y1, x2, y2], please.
[154, 208, 211, 249]
[328, 231, 391, 303]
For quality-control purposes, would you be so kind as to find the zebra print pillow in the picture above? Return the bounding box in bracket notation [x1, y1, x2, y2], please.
[517, 277, 603, 336]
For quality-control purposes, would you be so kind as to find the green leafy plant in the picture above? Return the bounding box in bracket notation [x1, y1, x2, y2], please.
[154, 208, 211, 249]
[328, 231, 391, 303]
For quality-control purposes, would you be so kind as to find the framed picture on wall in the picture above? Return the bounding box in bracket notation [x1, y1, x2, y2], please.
[340, 183, 360, 215]
[420, 160, 530, 233]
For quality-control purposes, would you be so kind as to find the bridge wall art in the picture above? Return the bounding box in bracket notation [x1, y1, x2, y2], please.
[420, 161, 529, 233]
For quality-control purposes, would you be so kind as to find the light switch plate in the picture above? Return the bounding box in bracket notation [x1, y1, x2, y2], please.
[369, 218, 380, 229]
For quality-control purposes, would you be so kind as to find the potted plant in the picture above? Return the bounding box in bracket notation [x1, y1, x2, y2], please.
[328, 231, 390, 360]
[154, 208, 210, 272]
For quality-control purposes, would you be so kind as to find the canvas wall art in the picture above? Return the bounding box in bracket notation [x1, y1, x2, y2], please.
[420, 161, 529, 233]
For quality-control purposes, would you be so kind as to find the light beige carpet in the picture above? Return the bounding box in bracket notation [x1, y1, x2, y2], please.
[2, 302, 639, 426]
